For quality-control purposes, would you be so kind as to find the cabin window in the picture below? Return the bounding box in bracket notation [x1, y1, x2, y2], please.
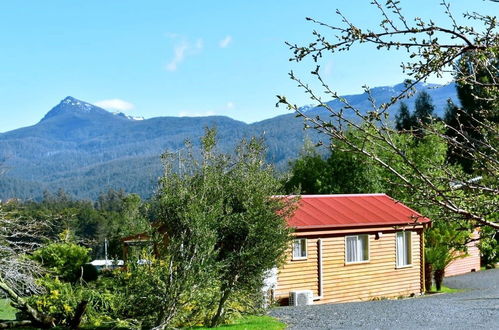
[345, 235, 369, 263]
[396, 231, 412, 267]
[292, 238, 307, 260]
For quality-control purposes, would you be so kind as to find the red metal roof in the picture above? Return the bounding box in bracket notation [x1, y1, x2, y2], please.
[285, 194, 430, 229]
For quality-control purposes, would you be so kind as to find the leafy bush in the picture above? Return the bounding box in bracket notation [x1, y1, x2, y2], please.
[27, 272, 136, 328]
[31, 242, 91, 282]
[121, 260, 267, 329]
[479, 226, 499, 268]
[27, 276, 80, 325]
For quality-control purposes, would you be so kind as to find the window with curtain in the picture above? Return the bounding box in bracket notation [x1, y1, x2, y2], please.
[345, 235, 369, 263]
[396, 231, 412, 267]
[292, 238, 307, 260]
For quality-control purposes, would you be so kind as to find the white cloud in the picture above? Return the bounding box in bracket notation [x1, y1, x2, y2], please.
[219, 35, 232, 48]
[226, 101, 235, 109]
[94, 99, 134, 112]
[165, 36, 204, 72]
[166, 41, 189, 71]
[178, 110, 216, 117]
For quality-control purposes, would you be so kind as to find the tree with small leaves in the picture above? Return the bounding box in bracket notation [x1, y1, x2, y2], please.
[133, 129, 295, 329]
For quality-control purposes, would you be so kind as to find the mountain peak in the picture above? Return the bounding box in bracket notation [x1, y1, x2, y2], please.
[59, 96, 95, 111]
[62, 96, 78, 102]
[41, 96, 115, 122]
[40, 97, 144, 123]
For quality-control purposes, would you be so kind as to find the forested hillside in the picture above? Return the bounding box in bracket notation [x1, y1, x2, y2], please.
[0, 82, 458, 200]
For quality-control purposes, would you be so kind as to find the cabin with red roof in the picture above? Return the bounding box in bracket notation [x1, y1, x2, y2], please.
[275, 194, 430, 305]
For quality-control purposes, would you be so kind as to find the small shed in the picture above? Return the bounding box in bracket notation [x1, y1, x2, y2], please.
[121, 224, 168, 262]
[89, 259, 124, 271]
[275, 194, 431, 305]
[445, 230, 481, 277]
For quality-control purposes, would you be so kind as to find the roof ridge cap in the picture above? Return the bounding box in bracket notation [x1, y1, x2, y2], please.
[300, 193, 387, 198]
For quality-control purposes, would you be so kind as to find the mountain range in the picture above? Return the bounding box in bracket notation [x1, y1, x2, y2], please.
[0, 82, 459, 201]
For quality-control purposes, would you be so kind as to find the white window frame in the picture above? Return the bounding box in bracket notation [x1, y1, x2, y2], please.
[396, 231, 412, 268]
[345, 235, 370, 264]
[292, 238, 307, 260]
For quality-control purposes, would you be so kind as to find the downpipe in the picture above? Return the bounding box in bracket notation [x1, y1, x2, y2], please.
[314, 238, 323, 301]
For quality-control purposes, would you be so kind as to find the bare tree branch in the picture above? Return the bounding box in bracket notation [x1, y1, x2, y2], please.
[278, 0, 499, 230]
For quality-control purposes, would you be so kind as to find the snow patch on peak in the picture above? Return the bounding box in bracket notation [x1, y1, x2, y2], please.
[60, 96, 95, 112]
[112, 111, 145, 121]
[299, 104, 315, 113]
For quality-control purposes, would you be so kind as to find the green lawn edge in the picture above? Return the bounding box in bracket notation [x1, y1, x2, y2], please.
[427, 284, 464, 294]
[0, 298, 18, 321]
[188, 315, 285, 329]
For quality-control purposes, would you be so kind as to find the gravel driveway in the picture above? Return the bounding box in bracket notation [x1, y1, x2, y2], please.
[269, 269, 499, 329]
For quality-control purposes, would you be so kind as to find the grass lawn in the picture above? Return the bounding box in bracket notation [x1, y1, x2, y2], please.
[191, 315, 285, 329]
[0, 298, 17, 321]
[428, 285, 463, 294]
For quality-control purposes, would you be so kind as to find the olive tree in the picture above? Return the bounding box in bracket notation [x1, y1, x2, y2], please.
[136, 129, 295, 329]
[208, 135, 295, 327]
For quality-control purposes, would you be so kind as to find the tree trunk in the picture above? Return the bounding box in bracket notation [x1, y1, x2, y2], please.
[434, 269, 445, 291]
[424, 262, 433, 292]
[210, 289, 231, 328]
[152, 301, 178, 330]
[69, 300, 88, 329]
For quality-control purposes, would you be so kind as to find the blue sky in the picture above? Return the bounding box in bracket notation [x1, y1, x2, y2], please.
[0, 0, 495, 132]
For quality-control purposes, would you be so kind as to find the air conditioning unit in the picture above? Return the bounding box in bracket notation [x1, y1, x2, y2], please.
[289, 290, 313, 306]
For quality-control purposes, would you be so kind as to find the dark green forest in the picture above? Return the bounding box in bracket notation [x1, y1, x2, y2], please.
[0, 82, 458, 201]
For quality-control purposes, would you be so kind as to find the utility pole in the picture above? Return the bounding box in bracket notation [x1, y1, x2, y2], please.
[104, 238, 108, 269]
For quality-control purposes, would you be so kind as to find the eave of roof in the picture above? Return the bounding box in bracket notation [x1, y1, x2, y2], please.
[278, 193, 430, 229]
[293, 220, 430, 231]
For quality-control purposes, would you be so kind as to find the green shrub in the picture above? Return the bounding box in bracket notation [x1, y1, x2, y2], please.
[27, 276, 81, 325]
[121, 261, 266, 329]
[31, 242, 91, 282]
[28, 273, 133, 328]
[479, 227, 499, 268]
